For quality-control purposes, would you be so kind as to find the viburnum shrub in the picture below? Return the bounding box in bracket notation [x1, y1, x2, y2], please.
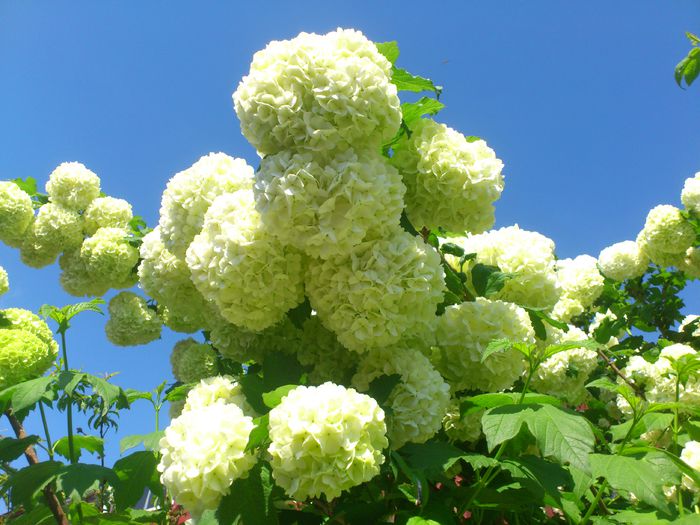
[1, 27, 700, 525]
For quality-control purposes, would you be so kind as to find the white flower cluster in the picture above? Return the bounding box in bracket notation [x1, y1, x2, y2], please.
[391, 119, 504, 233]
[531, 326, 598, 405]
[182, 375, 255, 416]
[682, 173, 700, 215]
[551, 255, 604, 323]
[453, 225, 560, 309]
[255, 149, 405, 259]
[45, 162, 101, 211]
[298, 316, 356, 385]
[352, 346, 450, 449]
[267, 382, 388, 500]
[433, 298, 535, 392]
[104, 292, 162, 347]
[597, 241, 649, 281]
[0, 181, 34, 247]
[233, 29, 401, 155]
[306, 230, 445, 351]
[681, 440, 700, 492]
[170, 338, 218, 384]
[0, 266, 8, 297]
[21, 203, 83, 268]
[83, 197, 133, 236]
[637, 205, 695, 268]
[443, 402, 484, 444]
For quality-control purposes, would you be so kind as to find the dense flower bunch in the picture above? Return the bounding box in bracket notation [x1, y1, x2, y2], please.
[0, 266, 8, 297]
[682, 173, 700, 214]
[0, 181, 33, 247]
[104, 292, 161, 346]
[551, 255, 605, 322]
[83, 197, 133, 236]
[0, 308, 58, 390]
[267, 382, 388, 500]
[45, 162, 101, 211]
[170, 338, 218, 384]
[391, 118, 504, 233]
[181, 375, 255, 416]
[597, 240, 649, 281]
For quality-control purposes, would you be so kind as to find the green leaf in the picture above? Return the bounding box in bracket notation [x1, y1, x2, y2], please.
[3, 376, 54, 413]
[676, 47, 700, 88]
[392, 67, 442, 96]
[608, 510, 673, 524]
[375, 41, 399, 65]
[0, 435, 40, 462]
[246, 414, 270, 452]
[462, 392, 560, 415]
[543, 339, 600, 359]
[112, 451, 160, 510]
[7, 461, 63, 507]
[482, 338, 513, 362]
[442, 261, 464, 298]
[406, 518, 441, 525]
[239, 373, 268, 415]
[53, 435, 104, 462]
[124, 388, 153, 404]
[12, 177, 37, 195]
[216, 462, 278, 525]
[262, 384, 297, 409]
[287, 298, 312, 330]
[55, 463, 118, 501]
[610, 412, 673, 442]
[401, 97, 445, 129]
[163, 382, 195, 402]
[500, 455, 572, 504]
[440, 242, 464, 257]
[471, 263, 515, 297]
[589, 453, 672, 513]
[262, 352, 305, 391]
[367, 373, 401, 408]
[57, 371, 85, 396]
[5, 504, 54, 525]
[119, 431, 164, 454]
[83, 373, 129, 413]
[400, 441, 497, 479]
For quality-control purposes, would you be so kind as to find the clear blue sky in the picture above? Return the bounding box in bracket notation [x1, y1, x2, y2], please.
[0, 1, 698, 466]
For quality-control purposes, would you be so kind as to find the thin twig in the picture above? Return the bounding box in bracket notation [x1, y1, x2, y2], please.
[596, 348, 645, 399]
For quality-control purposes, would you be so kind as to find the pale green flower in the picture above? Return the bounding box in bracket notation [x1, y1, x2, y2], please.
[598, 240, 649, 281]
[182, 375, 255, 417]
[268, 382, 388, 500]
[0, 181, 33, 247]
[391, 119, 504, 233]
[0, 267, 8, 297]
[83, 197, 133, 236]
[639, 205, 695, 256]
[20, 204, 83, 268]
[45, 162, 101, 211]
[105, 292, 161, 346]
[81, 227, 139, 288]
[170, 338, 218, 383]
[682, 172, 700, 215]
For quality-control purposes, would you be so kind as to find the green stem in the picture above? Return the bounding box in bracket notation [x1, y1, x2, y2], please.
[60, 331, 76, 465]
[675, 375, 684, 516]
[580, 481, 608, 525]
[38, 402, 53, 460]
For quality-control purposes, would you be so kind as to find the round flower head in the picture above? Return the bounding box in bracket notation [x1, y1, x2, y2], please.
[598, 240, 649, 281]
[81, 227, 139, 288]
[186, 190, 305, 332]
[443, 400, 483, 444]
[0, 267, 8, 297]
[158, 402, 256, 517]
[299, 316, 356, 385]
[255, 149, 405, 259]
[233, 28, 401, 155]
[0, 308, 58, 390]
[45, 162, 101, 211]
[138, 228, 210, 333]
[158, 153, 254, 258]
[682, 247, 700, 279]
[531, 326, 598, 405]
[682, 173, 700, 215]
[433, 298, 535, 392]
[639, 205, 695, 255]
[20, 203, 83, 268]
[352, 346, 450, 449]
[451, 225, 561, 310]
[83, 197, 133, 236]
[58, 249, 110, 297]
[182, 375, 255, 417]
[391, 119, 504, 233]
[208, 312, 302, 364]
[0, 181, 34, 247]
[681, 440, 700, 492]
[170, 338, 218, 383]
[105, 292, 161, 346]
[267, 382, 388, 500]
[555, 255, 604, 308]
[635, 230, 686, 268]
[306, 229, 445, 352]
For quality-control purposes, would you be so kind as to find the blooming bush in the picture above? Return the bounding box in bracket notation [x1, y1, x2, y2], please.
[0, 26, 699, 525]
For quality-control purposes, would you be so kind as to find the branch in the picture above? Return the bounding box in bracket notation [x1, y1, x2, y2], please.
[5, 410, 69, 525]
[596, 349, 645, 399]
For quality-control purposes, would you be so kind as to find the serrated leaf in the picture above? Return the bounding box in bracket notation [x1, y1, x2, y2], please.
[609, 412, 673, 442]
[471, 263, 514, 297]
[608, 510, 673, 524]
[392, 67, 441, 96]
[440, 242, 464, 257]
[163, 382, 195, 402]
[500, 455, 572, 504]
[676, 47, 700, 88]
[401, 97, 445, 128]
[7, 461, 63, 507]
[462, 393, 560, 416]
[3, 376, 54, 413]
[0, 435, 40, 462]
[543, 339, 599, 359]
[482, 339, 513, 362]
[442, 261, 464, 298]
[589, 453, 671, 513]
[216, 462, 278, 525]
[246, 414, 270, 452]
[125, 388, 152, 404]
[55, 463, 118, 501]
[375, 41, 399, 65]
[262, 385, 296, 409]
[112, 451, 160, 510]
[83, 373, 129, 413]
[12, 177, 37, 195]
[400, 441, 497, 479]
[53, 435, 103, 462]
[119, 430, 164, 454]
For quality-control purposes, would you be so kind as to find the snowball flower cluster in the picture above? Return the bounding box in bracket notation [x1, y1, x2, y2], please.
[0, 308, 58, 390]
[391, 119, 504, 233]
[267, 382, 388, 500]
[443, 402, 483, 444]
[433, 298, 535, 392]
[45, 162, 101, 211]
[104, 292, 161, 346]
[682, 173, 700, 215]
[453, 225, 560, 309]
[80, 227, 139, 289]
[552, 255, 604, 322]
[21, 203, 83, 268]
[138, 229, 210, 333]
[597, 240, 649, 281]
[158, 153, 253, 258]
[233, 28, 400, 155]
[186, 190, 305, 331]
[170, 338, 218, 383]
[637, 205, 695, 267]
[255, 149, 405, 259]
[0, 181, 33, 247]
[306, 230, 445, 352]
[352, 346, 450, 449]
[182, 375, 255, 416]
[83, 197, 133, 236]
[0, 267, 7, 297]
[681, 440, 700, 492]
[531, 326, 598, 405]
[158, 402, 256, 517]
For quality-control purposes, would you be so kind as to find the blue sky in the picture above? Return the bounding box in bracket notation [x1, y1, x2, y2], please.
[0, 1, 698, 466]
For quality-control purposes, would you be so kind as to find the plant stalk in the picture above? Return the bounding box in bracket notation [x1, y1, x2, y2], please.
[60, 330, 76, 465]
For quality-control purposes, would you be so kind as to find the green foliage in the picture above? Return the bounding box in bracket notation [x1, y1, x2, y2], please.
[216, 463, 278, 525]
[675, 32, 700, 88]
[53, 435, 103, 462]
